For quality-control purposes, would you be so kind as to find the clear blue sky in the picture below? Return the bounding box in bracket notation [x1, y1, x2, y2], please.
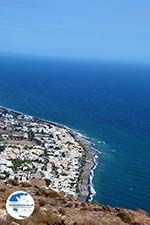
[0, 0, 150, 62]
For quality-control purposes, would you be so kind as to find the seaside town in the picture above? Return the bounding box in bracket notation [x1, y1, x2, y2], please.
[0, 107, 89, 197]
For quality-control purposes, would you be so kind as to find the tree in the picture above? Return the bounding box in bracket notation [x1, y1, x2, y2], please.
[28, 129, 35, 141]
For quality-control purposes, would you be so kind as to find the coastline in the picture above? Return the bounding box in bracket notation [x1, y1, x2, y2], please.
[0, 105, 100, 202]
[69, 130, 100, 202]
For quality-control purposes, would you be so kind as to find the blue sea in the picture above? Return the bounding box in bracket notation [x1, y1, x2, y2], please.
[0, 55, 150, 212]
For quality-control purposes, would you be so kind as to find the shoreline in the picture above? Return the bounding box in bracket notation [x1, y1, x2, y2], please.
[0, 105, 100, 202]
[68, 129, 100, 202]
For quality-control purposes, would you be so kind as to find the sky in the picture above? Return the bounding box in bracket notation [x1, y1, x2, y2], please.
[0, 0, 150, 62]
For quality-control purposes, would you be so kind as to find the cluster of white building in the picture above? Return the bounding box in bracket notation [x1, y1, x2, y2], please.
[0, 108, 84, 196]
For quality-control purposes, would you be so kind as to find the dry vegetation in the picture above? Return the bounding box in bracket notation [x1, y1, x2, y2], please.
[0, 182, 149, 225]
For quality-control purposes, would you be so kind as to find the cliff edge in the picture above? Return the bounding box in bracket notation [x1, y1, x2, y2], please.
[0, 182, 149, 225]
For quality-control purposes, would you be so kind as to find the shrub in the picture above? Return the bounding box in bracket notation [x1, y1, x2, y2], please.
[21, 182, 32, 187]
[58, 208, 66, 216]
[35, 188, 62, 199]
[39, 198, 47, 207]
[117, 211, 135, 223]
[35, 212, 62, 225]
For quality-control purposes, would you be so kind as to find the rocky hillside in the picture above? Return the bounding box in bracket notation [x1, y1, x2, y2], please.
[0, 181, 149, 225]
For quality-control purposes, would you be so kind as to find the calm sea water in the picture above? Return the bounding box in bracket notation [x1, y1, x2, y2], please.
[0, 55, 150, 212]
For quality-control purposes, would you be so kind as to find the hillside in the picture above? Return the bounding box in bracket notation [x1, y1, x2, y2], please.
[0, 181, 149, 225]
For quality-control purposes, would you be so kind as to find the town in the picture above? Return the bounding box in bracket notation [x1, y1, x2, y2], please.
[0, 107, 86, 197]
